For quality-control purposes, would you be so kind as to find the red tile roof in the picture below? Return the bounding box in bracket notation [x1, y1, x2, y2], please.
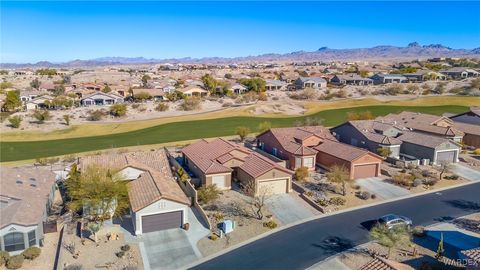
[314, 139, 381, 162]
[238, 152, 293, 178]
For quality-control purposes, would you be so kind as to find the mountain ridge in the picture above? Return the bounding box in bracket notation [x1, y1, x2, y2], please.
[2, 43, 479, 68]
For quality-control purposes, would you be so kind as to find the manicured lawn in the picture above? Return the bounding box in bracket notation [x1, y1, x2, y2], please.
[0, 105, 468, 162]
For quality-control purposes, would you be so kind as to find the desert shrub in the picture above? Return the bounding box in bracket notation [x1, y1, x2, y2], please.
[209, 234, 218, 241]
[304, 191, 313, 197]
[289, 88, 317, 100]
[473, 148, 480, 155]
[432, 82, 446, 94]
[6, 255, 23, 269]
[412, 226, 426, 237]
[329, 197, 346, 206]
[356, 191, 370, 200]
[222, 102, 233, 107]
[109, 104, 127, 117]
[197, 185, 220, 204]
[421, 169, 432, 177]
[36, 157, 59, 166]
[352, 185, 361, 190]
[392, 173, 414, 187]
[0, 251, 10, 266]
[31, 109, 51, 123]
[444, 175, 459, 180]
[407, 84, 419, 94]
[385, 84, 403, 95]
[22, 246, 41, 260]
[317, 199, 329, 207]
[87, 110, 105, 121]
[115, 251, 125, 258]
[295, 167, 309, 182]
[263, 220, 278, 229]
[7, 115, 22, 128]
[120, 244, 130, 252]
[131, 103, 141, 109]
[212, 212, 224, 221]
[370, 194, 377, 199]
[423, 178, 438, 187]
[272, 96, 279, 101]
[413, 179, 423, 187]
[376, 148, 392, 158]
[180, 97, 201, 111]
[155, 103, 169, 112]
[258, 92, 267, 101]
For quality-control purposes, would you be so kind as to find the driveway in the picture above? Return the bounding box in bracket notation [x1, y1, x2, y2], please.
[450, 163, 480, 182]
[356, 177, 410, 199]
[265, 193, 317, 225]
[137, 208, 209, 270]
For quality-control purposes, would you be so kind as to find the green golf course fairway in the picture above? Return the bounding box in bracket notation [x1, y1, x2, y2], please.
[0, 105, 469, 162]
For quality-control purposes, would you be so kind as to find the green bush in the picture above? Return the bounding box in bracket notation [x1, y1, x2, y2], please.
[0, 250, 10, 266]
[22, 246, 41, 260]
[115, 251, 125, 258]
[295, 167, 309, 182]
[31, 109, 51, 123]
[6, 255, 23, 269]
[209, 234, 218, 241]
[109, 104, 127, 117]
[7, 115, 22, 128]
[197, 185, 220, 205]
[263, 220, 278, 229]
[180, 97, 201, 111]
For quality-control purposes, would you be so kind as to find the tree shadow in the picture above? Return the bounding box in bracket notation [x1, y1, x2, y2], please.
[112, 215, 135, 236]
[311, 236, 355, 255]
[433, 216, 455, 222]
[443, 200, 480, 211]
[360, 219, 378, 231]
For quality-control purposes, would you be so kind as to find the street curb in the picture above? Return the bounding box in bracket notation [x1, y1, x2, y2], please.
[183, 180, 480, 269]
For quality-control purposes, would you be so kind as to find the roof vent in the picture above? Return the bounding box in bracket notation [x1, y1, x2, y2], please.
[16, 180, 23, 185]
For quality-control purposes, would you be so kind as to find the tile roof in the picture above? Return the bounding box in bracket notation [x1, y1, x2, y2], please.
[397, 131, 460, 149]
[313, 139, 380, 162]
[347, 121, 403, 145]
[0, 167, 56, 229]
[452, 121, 480, 136]
[238, 152, 293, 178]
[359, 257, 414, 270]
[265, 126, 336, 156]
[380, 111, 452, 126]
[80, 149, 190, 212]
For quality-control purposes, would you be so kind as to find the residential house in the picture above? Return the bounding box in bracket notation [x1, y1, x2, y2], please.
[294, 77, 327, 90]
[371, 74, 407, 84]
[230, 84, 247, 95]
[403, 70, 447, 81]
[256, 126, 382, 179]
[25, 95, 54, 110]
[450, 107, 480, 125]
[452, 122, 480, 148]
[182, 138, 293, 195]
[0, 167, 57, 255]
[330, 74, 373, 86]
[131, 88, 168, 101]
[20, 90, 40, 102]
[79, 149, 191, 235]
[80, 91, 124, 106]
[178, 86, 210, 97]
[265, 79, 287, 91]
[332, 119, 461, 165]
[440, 67, 479, 79]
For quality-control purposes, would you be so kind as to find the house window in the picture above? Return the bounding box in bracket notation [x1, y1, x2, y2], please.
[4, 232, 25, 252]
[303, 157, 314, 168]
[272, 148, 278, 156]
[28, 230, 36, 247]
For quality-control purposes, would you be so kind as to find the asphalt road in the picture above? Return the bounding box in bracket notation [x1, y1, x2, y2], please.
[191, 183, 480, 270]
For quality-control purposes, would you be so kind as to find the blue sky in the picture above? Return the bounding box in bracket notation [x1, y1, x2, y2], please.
[1, 1, 479, 63]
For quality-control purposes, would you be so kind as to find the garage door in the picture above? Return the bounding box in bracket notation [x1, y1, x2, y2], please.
[212, 175, 225, 188]
[258, 179, 287, 195]
[437, 151, 455, 163]
[141, 211, 183, 233]
[353, 164, 378, 179]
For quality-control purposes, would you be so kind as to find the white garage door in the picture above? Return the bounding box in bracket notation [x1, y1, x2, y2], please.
[212, 175, 226, 188]
[258, 179, 287, 195]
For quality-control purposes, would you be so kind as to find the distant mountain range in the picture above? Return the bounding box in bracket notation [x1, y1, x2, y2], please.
[2, 43, 479, 69]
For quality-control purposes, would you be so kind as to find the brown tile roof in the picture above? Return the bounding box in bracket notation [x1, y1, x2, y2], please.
[314, 139, 381, 162]
[397, 131, 460, 149]
[453, 121, 480, 136]
[0, 167, 56, 228]
[359, 257, 414, 270]
[347, 121, 402, 145]
[80, 149, 190, 212]
[461, 247, 480, 265]
[238, 152, 293, 178]
[182, 138, 251, 174]
[264, 126, 335, 156]
[405, 122, 464, 137]
[380, 111, 452, 127]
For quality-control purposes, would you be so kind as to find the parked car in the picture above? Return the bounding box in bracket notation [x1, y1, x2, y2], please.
[377, 214, 412, 230]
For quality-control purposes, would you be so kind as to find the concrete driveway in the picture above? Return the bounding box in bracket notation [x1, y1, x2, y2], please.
[137, 208, 209, 270]
[265, 193, 317, 225]
[450, 163, 480, 182]
[356, 177, 410, 200]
